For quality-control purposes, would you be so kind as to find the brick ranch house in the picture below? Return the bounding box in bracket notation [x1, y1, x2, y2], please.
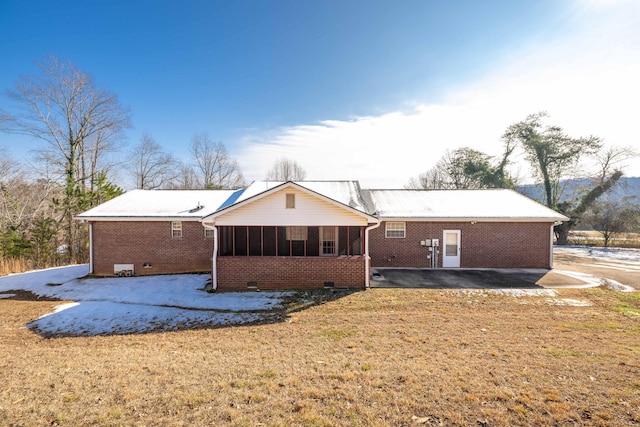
[76, 181, 568, 291]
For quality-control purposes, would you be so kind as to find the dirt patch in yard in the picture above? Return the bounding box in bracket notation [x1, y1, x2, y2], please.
[0, 289, 61, 301]
[1, 286, 639, 426]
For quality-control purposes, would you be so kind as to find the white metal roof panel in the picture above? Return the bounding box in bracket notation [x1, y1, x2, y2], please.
[76, 189, 238, 220]
[364, 189, 569, 221]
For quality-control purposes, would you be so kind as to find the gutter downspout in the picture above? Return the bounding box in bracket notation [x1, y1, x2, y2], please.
[89, 222, 94, 274]
[550, 221, 563, 269]
[364, 220, 381, 289]
[203, 223, 218, 291]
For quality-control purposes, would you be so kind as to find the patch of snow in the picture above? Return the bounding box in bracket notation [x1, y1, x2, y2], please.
[546, 298, 592, 307]
[29, 301, 271, 336]
[552, 269, 636, 292]
[0, 265, 292, 337]
[555, 245, 640, 264]
[600, 278, 635, 293]
[452, 288, 557, 297]
[487, 289, 557, 297]
[552, 270, 602, 288]
[583, 263, 640, 273]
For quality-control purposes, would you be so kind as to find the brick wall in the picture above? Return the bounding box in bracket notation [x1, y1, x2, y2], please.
[91, 221, 214, 275]
[217, 256, 367, 291]
[91, 219, 551, 282]
[369, 221, 553, 269]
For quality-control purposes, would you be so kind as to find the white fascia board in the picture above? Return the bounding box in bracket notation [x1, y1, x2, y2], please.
[74, 216, 203, 222]
[378, 217, 566, 223]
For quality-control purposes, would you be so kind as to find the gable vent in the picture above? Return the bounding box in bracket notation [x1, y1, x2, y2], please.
[286, 193, 295, 209]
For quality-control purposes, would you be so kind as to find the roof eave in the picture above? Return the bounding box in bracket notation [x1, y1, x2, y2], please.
[74, 216, 206, 222]
[377, 216, 569, 222]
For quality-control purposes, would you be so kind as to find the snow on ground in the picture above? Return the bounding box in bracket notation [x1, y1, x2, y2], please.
[555, 245, 640, 264]
[0, 265, 293, 337]
[3, 247, 636, 336]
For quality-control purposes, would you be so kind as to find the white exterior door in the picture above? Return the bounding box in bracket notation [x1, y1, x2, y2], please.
[442, 230, 461, 268]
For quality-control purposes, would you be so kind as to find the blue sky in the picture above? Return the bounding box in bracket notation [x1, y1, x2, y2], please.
[1, 0, 639, 187]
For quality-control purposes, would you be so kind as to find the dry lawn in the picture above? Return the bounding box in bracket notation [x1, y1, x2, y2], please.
[0, 258, 31, 277]
[1, 287, 640, 426]
[569, 231, 640, 248]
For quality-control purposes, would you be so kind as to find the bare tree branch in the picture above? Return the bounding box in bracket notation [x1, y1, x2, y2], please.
[0, 56, 131, 263]
[189, 133, 245, 189]
[127, 133, 180, 189]
[265, 157, 307, 181]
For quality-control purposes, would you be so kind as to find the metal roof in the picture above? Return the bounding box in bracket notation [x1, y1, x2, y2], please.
[363, 189, 569, 221]
[75, 189, 238, 220]
[75, 183, 568, 223]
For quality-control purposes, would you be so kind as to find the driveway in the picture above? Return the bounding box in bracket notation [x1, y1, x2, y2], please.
[553, 246, 640, 290]
[370, 268, 551, 289]
[371, 246, 640, 290]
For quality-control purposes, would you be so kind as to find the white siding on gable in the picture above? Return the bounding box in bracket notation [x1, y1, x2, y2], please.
[214, 187, 369, 226]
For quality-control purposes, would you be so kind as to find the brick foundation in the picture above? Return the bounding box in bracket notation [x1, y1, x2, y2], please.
[216, 256, 367, 291]
[370, 221, 553, 269]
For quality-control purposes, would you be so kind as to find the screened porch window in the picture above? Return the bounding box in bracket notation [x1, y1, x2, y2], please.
[218, 226, 364, 257]
[321, 226, 337, 256]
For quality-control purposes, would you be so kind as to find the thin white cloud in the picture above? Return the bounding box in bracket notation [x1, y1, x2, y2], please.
[235, 1, 640, 188]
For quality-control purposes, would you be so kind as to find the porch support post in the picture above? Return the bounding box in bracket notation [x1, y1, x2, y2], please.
[212, 225, 218, 291]
[364, 221, 381, 288]
[549, 223, 556, 269]
[203, 222, 218, 291]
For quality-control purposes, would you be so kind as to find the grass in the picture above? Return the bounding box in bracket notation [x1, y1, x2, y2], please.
[1, 287, 640, 426]
[568, 231, 640, 248]
[0, 257, 30, 276]
[0, 257, 65, 277]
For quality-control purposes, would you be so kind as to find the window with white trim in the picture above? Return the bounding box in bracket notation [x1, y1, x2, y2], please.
[204, 227, 215, 238]
[171, 221, 183, 238]
[385, 221, 406, 238]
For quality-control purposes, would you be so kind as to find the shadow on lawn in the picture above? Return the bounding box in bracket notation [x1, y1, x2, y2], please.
[14, 288, 360, 339]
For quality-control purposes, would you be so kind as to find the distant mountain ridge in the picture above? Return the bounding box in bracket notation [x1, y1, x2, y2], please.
[517, 177, 640, 205]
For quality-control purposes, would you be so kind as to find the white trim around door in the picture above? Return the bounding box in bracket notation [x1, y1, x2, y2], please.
[442, 229, 461, 268]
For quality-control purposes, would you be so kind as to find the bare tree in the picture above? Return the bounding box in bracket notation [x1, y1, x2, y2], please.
[189, 133, 244, 189]
[0, 56, 131, 262]
[593, 145, 637, 185]
[165, 162, 200, 190]
[406, 155, 450, 189]
[0, 148, 20, 183]
[128, 133, 180, 189]
[585, 196, 639, 247]
[265, 157, 307, 181]
[406, 148, 514, 189]
[0, 149, 62, 267]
